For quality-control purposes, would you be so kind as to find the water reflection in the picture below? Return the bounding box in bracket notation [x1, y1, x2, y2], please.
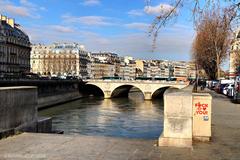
[39, 92, 164, 139]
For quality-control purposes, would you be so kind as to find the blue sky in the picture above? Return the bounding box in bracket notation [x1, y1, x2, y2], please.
[0, 0, 196, 61]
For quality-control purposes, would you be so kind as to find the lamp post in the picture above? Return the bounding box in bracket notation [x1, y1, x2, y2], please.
[168, 63, 174, 81]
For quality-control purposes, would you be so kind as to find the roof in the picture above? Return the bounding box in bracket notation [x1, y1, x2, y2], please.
[0, 20, 30, 43]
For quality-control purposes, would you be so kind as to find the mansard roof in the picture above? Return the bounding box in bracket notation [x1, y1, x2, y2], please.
[0, 20, 30, 43]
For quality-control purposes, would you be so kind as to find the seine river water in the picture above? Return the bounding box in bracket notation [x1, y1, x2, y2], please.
[39, 91, 164, 139]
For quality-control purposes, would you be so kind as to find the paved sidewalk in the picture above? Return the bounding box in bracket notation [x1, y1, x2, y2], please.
[0, 90, 239, 160]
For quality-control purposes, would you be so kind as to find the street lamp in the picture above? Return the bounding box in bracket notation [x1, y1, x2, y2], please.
[168, 64, 174, 81]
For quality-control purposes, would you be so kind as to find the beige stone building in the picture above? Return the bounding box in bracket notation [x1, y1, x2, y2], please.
[31, 43, 90, 78]
[187, 61, 197, 79]
[139, 60, 194, 80]
[0, 15, 31, 78]
[89, 61, 115, 79]
[91, 52, 120, 76]
[119, 61, 136, 80]
[135, 60, 144, 74]
[172, 61, 188, 78]
[229, 29, 240, 78]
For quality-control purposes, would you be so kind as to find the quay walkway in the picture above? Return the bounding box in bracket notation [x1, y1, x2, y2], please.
[0, 90, 239, 160]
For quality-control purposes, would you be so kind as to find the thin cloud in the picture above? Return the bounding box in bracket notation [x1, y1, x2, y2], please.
[0, 4, 31, 17]
[81, 0, 101, 6]
[124, 23, 149, 31]
[0, 0, 45, 19]
[62, 15, 113, 26]
[49, 25, 75, 33]
[127, 9, 144, 16]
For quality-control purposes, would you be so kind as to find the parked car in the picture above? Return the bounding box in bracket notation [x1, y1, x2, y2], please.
[223, 84, 234, 96]
[233, 76, 240, 103]
[223, 84, 229, 95]
[227, 84, 235, 97]
[209, 80, 219, 89]
[219, 83, 228, 94]
[214, 79, 234, 94]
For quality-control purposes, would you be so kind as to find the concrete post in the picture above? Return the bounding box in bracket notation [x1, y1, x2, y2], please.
[158, 91, 193, 148]
[144, 92, 152, 100]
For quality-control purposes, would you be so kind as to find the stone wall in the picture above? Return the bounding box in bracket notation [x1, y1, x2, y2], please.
[38, 91, 83, 109]
[0, 80, 85, 109]
[0, 86, 38, 137]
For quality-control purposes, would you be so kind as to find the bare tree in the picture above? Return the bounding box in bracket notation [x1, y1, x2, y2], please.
[148, 0, 240, 46]
[192, 7, 232, 80]
[148, 0, 240, 30]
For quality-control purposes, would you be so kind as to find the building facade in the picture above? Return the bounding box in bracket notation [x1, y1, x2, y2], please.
[31, 43, 90, 78]
[229, 29, 240, 78]
[119, 60, 136, 80]
[187, 61, 197, 79]
[139, 60, 194, 80]
[172, 61, 188, 79]
[89, 61, 115, 79]
[0, 15, 31, 78]
[91, 52, 120, 76]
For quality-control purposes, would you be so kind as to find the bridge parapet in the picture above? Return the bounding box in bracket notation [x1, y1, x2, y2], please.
[86, 79, 187, 84]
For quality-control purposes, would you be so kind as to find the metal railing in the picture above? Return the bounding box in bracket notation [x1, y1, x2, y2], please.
[86, 79, 189, 85]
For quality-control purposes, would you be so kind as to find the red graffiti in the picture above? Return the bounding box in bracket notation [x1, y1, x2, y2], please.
[195, 102, 208, 115]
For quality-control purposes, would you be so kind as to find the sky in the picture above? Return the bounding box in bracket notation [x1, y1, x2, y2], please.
[0, 0, 196, 61]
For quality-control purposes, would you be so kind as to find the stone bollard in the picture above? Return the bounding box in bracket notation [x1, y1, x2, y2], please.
[158, 91, 193, 148]
[192, 93, 212, 142]
[158, 91, 212, 148]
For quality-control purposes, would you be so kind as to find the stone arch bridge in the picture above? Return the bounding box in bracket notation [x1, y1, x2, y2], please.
[85, 80, 189, 100]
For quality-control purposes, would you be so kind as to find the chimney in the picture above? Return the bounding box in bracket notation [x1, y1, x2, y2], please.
[7, 18, 15, 28]
[0, 15, 7, 21]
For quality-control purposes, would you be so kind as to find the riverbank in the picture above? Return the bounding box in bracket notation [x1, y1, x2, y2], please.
[38, 91, 83, 109]
[0, 90, 239, 159]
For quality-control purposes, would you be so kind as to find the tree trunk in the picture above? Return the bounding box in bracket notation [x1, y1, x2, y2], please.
[217, 54, 220, 79]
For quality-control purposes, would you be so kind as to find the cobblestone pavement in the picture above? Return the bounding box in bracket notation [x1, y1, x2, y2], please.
[0, 90, 240, 160]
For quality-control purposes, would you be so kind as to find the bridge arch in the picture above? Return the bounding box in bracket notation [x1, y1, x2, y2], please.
[86, 80, 188, 100]
[151, 86, 180, 99]
[79, 84, 104, 97]
[111, 85, 144, 98]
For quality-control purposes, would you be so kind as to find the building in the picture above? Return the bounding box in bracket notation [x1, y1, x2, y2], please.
[143, 61, 155, 78]
[0, 15, 31, 78]
[31, 43, 90, 78]
[158, 60, 170, 78]
[187, 61, 196, 79]
[139, 60, 193, 80]
[135, 60, 144, 76]
[229, 29, 240, 78]
[143, 60, 168, 78]
[172, 61, 188, 79]
[91, 52, 120, 76]
[119, 60, 136, 80]
[90, 61, 115, 79]
[91, 52, 119, 63]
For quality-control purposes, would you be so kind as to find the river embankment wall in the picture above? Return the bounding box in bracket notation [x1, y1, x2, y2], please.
[38, 91, 83, 109]
[0, 86, 38, 138]
[0, 80, 85, 109]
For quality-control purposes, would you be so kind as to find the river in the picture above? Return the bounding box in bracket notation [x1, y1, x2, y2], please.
[39, 91, 164, 139]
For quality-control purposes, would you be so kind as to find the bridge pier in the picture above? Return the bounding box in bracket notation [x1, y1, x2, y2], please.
[144, 92, 152, 100]
[103, 91, 112, 99]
